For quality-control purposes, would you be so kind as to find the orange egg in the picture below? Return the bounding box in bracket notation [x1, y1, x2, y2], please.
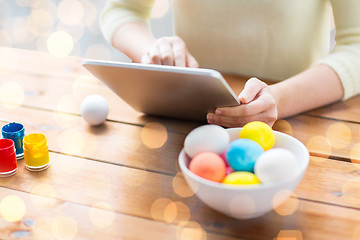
[189, 152, 226, 182]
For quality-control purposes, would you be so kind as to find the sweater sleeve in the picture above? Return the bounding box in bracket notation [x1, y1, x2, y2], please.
[100, 0, 156, 43]
[317, 0, 360, 100]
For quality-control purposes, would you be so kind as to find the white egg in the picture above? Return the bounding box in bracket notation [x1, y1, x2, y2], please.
[80, 94, 109, 126]
[184, 124, 230, 158]
[254, 148, 299, 184]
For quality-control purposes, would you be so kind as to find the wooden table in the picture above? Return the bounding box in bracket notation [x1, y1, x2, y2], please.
[0, 47, 359, 240]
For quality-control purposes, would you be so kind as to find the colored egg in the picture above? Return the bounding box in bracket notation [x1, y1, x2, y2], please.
[222, 172, 261, 185]
[184, 125, 230, 158]
[254, 148, 299, 183]
[240, 121, 275, 150]
[219, 149, 229, 167]
[189, 152, 226, 182]
[226, 139, 264, 172]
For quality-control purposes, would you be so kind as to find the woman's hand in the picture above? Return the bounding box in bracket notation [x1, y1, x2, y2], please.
[141, 36, 199, 68]
[207, 77, 278, 127]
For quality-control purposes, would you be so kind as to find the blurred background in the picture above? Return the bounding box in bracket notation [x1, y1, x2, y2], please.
[0, 0, 173, 62]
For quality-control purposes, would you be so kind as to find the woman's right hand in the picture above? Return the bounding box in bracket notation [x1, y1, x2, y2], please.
[141, 36, 199, 68]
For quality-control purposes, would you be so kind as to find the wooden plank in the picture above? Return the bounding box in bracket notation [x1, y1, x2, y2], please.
[305, 95, 360, 124]
[0, 106, 184, 175]
[2, 46, 359, 125]
[0, 69, 203, 134]
[2, 103, 360, 169]
[0, 187, 240, 240]
[1, 153, 360, 239]
[273, 115, 360, 161]
[0, 47, 86, 79]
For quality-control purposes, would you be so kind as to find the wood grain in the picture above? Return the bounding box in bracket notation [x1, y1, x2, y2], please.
[0, 152, 359, 239]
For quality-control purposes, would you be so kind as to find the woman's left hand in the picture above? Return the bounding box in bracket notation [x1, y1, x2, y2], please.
[207, 77, 278, 127]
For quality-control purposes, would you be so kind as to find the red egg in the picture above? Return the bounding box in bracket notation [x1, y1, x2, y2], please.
[189, 152, 226, 182]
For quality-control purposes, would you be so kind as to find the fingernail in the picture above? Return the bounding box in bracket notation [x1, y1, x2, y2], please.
[207, 113, 213, 121]
[215, 109, 222, 115]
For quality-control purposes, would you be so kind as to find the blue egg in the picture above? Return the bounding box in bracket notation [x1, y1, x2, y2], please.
[225, 139, 264, 172]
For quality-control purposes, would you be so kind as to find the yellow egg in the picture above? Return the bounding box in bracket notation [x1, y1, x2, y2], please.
[239, 121, 275, 150]
[222, 172, 260, 185]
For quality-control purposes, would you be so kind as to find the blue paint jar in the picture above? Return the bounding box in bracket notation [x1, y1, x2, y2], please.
[2, 122, 25, 159]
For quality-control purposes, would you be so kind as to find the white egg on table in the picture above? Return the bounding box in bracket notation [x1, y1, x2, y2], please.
[184, 124, 230, 158]
[254, 148, 299, 184]
[80, 94, 109, 126]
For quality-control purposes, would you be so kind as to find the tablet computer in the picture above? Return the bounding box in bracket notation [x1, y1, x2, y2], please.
[82, 59, 240, 121]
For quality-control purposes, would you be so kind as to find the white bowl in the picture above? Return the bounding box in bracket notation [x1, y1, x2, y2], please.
[178, 127, 309, 219]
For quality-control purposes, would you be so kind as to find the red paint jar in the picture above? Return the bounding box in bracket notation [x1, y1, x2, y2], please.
[0, 139, 18, 177]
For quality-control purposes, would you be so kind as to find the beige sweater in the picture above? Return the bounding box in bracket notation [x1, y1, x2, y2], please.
[100, 0, 360, 100]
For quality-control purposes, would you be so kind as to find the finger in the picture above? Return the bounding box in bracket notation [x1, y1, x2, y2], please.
[172, 37, 186, 67]
[158, 41, 174, 66]
[238, 77, 267, 104]
[141, 53, 151, 64]
[207, 111, 276, 128]
[186, 53, 199, 68]
[216, 92, 275, 117]
[148, 46, 162, 65]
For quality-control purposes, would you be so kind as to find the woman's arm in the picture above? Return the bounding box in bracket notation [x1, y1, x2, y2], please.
[271, 64, 343, 119]
[208, 1, 360, 127]
[100, 0, 198, 67]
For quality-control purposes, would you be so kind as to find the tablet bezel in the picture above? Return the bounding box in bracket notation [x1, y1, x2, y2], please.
[82, 59, 240, 121]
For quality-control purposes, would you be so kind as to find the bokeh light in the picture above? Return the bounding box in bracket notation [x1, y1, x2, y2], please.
[173, 201, 191, 223]
[350, 143, 360, 167]
[228, 194, 256, 218]
[273, 193, 299, 216]
[89, 201, 116, 228]
[47, 31, 74, 57]
[276, 230, 303, 240]
[341, 178, 360, 205]
[33, 216, 54, 240]
[82, 0, 97, 27]
[151, 0, 170, 18]
[272, 190, 296, 215]
[0, 81, 25, 109]
[326, 123, 352, 149]
[51, 216, 78, 240]
[151, 198, 191, 223]
[172, 173, 196, 198]
[273, 119, 293, 135]
[57, 0, 84, 26]
[28, 8, 54, 37]
[151, 198, 173, 222]
[0, 195, 26, 222]
[141, 122, 168, 149]
[12, 17, 33, 44]
[306, 136, 332, 159]
[30, 183, 58, 211]
[176, 221, 206, 240]
[163, 201, 177, 223]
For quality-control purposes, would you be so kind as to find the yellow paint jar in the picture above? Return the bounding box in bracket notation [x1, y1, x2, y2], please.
[23, 133, 50, 171]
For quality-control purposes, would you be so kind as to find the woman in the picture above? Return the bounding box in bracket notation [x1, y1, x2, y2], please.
[100, 0, 360, 127]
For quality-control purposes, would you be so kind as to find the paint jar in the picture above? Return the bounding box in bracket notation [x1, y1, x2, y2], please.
[2, 122, 25, 159]
[0, 139, 18, 177]
[23, 133, 50, 171]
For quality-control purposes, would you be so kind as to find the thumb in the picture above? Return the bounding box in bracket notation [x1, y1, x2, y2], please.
[238, 77, 267, 104]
